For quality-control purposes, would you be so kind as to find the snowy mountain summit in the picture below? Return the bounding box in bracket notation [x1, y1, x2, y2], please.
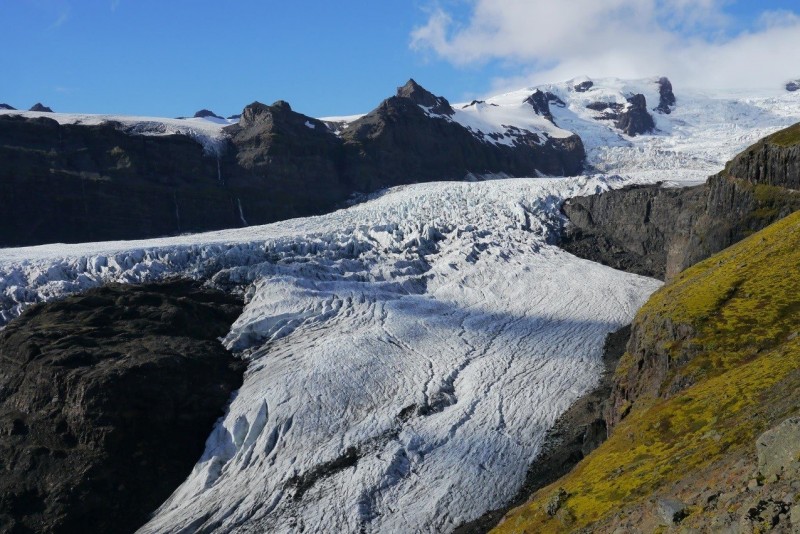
[1, 76, 800, 533]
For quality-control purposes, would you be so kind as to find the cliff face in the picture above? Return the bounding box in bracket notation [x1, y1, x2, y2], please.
[340, 80, 585, 192]
[494, 211, 800, 534]
[0, 115, 240, 247]
[0, 80, 586, 248]
[561, 122, 800, 280]
[491, 122, 800, 534]
[0, 281, 244, 534]
[724, 123, 800, 189]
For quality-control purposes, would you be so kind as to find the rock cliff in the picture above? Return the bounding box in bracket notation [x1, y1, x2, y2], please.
[0, 80, 585, 248]
[494, 209, 800, 534]
[0, 281, 244, 534]
[561, 122, 800, 280]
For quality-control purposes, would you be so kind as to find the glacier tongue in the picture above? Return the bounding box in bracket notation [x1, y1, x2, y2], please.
[0, 177, 659, 532]
[140, 178, 660, 533]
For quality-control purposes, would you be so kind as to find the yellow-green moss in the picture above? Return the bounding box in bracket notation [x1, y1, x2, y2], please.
[493, 211, 800, 533]
[767, 123, 800, 147]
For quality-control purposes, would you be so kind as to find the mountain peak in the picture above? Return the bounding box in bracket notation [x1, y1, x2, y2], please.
[396, 79, 454, 115]
[29, 103, 53, 113]
[193, 109, 222, 119]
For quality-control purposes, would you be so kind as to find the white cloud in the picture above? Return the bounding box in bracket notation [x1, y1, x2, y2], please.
[411, 0, 800, 92]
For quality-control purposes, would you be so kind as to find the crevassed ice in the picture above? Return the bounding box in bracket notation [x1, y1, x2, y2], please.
[0, 177, 659, 533]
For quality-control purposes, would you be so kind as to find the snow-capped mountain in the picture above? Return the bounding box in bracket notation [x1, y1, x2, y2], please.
[1, 77, 799, 532]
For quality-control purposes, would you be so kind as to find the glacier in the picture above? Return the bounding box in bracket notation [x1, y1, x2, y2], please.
[1, 78, 800, 532]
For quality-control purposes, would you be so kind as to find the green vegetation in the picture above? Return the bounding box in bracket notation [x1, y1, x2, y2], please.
[767, 123, 800, 147]
[493, 211, 800, 533]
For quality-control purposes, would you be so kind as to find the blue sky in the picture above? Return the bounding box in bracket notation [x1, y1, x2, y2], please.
[2, 1, 799, 118]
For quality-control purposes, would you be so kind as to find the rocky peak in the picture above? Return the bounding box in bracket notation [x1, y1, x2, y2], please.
[524, 90, 556, 124]
[574, 80, 594, 92]
[0, 103, 15, 110]
[655, 77, 676, 114]
[236, 101, 272, 128]
[396, 79, 454, 116]
[235, 100, 297, 128]
[29, 103, 53, 113]
[193, 109, 223, 119]
[619, 94, 655, 136]
[585, 94, 655, 136]
[786, 80, 800, 92]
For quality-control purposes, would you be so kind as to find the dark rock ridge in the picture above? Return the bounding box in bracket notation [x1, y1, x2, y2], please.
[339, 80, 585, 192]
[0, 80, 585, 247]
[193, 109, 223, 119]
[786, 80, 800, 92]
[0, 114, 246, 247]
[0, 104, 14, 110]
[0, 280, 245, 534]
[524, 90, 565, 124]
[560, 122, 800, 280]
[655, 77, 676, 114]
[395, 78, 454, 115]
[28, 103, 53, 112]
[586, 94, 655, 136]
[574, 80, 594, 92]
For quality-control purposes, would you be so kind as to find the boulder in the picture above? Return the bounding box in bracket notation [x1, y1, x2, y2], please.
[657, 498, 688, 525]
[757, 417, 800, 479]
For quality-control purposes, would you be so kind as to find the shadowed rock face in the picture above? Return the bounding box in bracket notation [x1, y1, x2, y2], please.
[0, 280, 245, 534]
[395, 79, 454, 116]
[655, 77, 676, 114]
[585, 94, 655, 136]
[560, 122, 800, 280]
[524, 90, 565, 124]
[340, 80, 585, 191]
[0, 80, 586, 248]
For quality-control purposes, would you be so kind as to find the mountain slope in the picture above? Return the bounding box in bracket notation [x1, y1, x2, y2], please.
[493, 209, 800, 534]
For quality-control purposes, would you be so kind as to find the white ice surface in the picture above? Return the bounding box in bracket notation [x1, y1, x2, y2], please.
[1, 78, 799, 533]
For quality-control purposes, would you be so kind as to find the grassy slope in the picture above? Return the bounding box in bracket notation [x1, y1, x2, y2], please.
[768, 122, 800, 147]
[493, 210, 800, 533]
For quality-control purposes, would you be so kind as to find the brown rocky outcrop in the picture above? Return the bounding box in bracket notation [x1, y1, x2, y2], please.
[0, 280, 245, 534]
